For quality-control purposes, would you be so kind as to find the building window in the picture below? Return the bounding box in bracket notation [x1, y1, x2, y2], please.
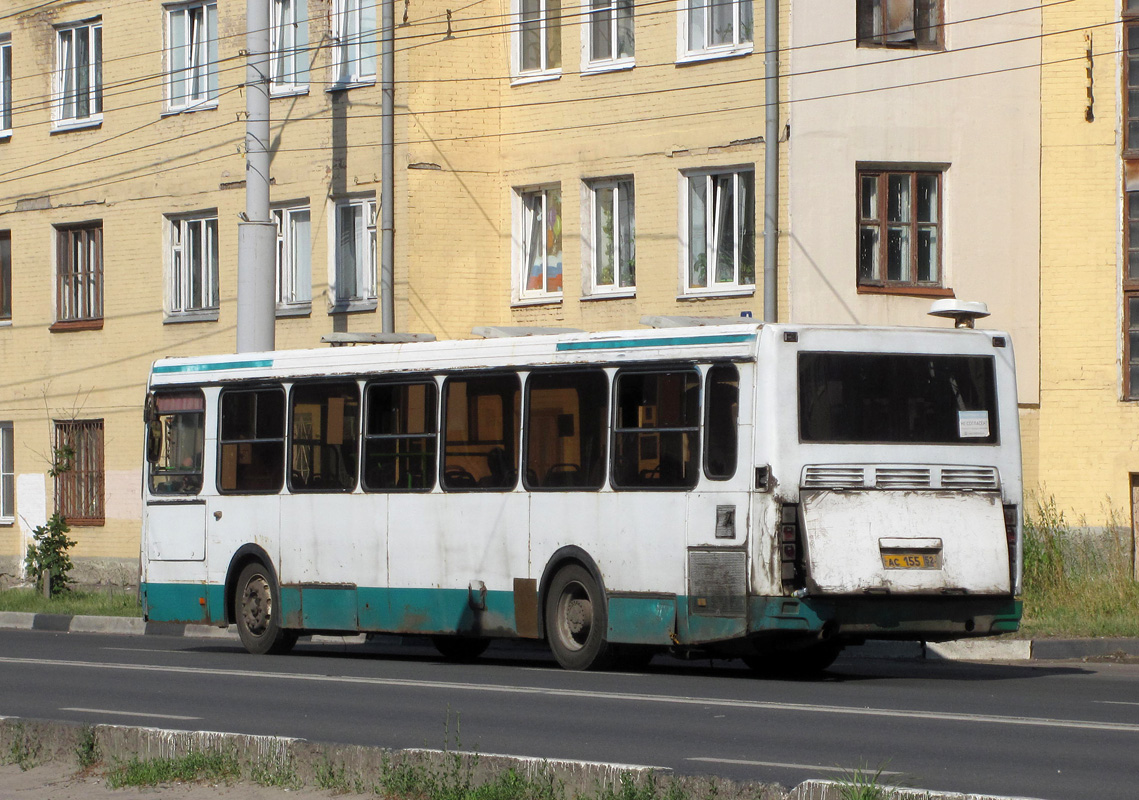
[516, 0, 561, 77]
[55, 20, 102, 127]
[1127, 25, 1139, 154]
[168, 214, 219, 316]
[271, 0, 309, 93]
[166, 2, 218, 111]
[587, 0, 633, 67]
[0, 422, 12, 523]
[1125, 191, 1139, 399]
[0, 231, 10, 322]
[332, 197, 377, 309]
[858, 168, 942, 290]
[856, 0, 941, 49]
[0, 35, 12, 135]
[588, 178, 635, 293]
[55, 224, 103, 325]
[331, 0, 376, 86]
[682, 0, 752, 58]
[683, 169, 754, 293]
[274, 206, 311, 311]
[517, 186, 562, 300]
[54, 419, 104, 525]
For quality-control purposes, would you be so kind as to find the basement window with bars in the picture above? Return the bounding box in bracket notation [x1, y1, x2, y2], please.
[54, 419, 104, 526]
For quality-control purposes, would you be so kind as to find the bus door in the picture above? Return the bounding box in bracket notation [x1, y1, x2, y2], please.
[683, 363, 750, 644]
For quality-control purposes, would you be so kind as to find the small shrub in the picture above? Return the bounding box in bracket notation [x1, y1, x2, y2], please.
[104, 751, 240, 788]
[836, 763, 888, 800]
[76, 725, 99, 770]
[23, 513, 76, 596]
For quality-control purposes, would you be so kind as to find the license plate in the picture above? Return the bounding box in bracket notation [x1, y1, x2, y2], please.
[881, 551, 942, 570]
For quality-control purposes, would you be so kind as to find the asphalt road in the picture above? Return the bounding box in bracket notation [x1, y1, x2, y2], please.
[0, 630, 1136, 800]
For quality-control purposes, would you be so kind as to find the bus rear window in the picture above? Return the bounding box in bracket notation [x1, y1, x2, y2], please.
[798, 352, 998, 445]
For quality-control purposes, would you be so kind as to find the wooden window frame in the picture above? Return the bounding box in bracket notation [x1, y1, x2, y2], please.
[54, 419, 104, 526]
[53, 223, 103, 328]
[857, 167, 947, 295]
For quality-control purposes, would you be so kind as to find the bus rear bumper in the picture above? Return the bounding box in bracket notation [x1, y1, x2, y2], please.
[749, 595, 1022, 642]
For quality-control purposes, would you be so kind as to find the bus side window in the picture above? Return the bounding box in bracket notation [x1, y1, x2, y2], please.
[524, 370, 607, 491]
[362, 381, 438, 492]
[148, 390, 206, 495]
[289, 382, 360, 493]
[442, 374, 520, 490]
[612, 370, 700, 490]
[704, 364, 739, 480]
[218, 388, 286, 493]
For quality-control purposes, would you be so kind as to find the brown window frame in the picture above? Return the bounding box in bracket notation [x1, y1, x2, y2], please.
[54, 419, 104, 526]
[54, 222, 103, 328]
[0, 231, 10, 322]
[1123, 15, 1139, 398]
[1126, 18, 1139, 155]
[857, 167, 948, 295]
[856, 0, 943, 50]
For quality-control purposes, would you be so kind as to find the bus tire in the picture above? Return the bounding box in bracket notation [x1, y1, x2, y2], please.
[235, 562, 297, 655]
[431, 635, 490, 661]
[743, 640, 842, 677]
[545, 564, 614, 671]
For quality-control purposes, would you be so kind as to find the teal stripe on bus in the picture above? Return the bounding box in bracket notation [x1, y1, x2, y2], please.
[153, 359, 274, 374]
[555, 333, 756, 352]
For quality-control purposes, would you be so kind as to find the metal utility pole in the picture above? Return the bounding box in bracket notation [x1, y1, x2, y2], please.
[380, 0, 395, 333]
[237, 0, 276, 353]
[762, 0, 779, 323]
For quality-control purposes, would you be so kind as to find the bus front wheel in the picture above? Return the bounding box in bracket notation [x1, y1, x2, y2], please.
[235, 562, 297, 655]
[545, 564, 614, 671]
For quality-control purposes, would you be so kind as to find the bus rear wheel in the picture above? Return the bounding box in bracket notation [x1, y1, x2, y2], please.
[235, 562, 297, 655]
[545, 564, 614, 671]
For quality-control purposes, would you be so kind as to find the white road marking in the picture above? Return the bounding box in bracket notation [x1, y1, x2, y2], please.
[687, 757, 902, 776]
[60, 707, 202, 721]
[2, 656, 1137, 734]
[1095, 700, 1139, 707]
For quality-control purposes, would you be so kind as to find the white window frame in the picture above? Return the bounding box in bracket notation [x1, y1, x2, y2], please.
[167, 213, 220, 319]
[54, 20, 102, 129]
[0, 35, 13, 136]
[512, 0, 561, 82]
[0, 422, 12, 524]
[677, 0, 752, 62]
[582, 0, 633, 73]
[274, 204, 312, 314]
[271, 0, 309, 95]
[514, 185, 563, 303]
[166, 1, 218, 112]
[331, 0, 377, 88]
[680, 168, 755, 296]
[584, 177, 635, 296]
[330, 197, 377, 311]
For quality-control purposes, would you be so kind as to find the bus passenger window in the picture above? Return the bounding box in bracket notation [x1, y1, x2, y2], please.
[218, 388, 286, 493]
[289, 382, 360, 493]
[524, 371, 607, 491]
[443, 374, 520, 490]
[704, 364, 739, 480]
[363, 382, 437, 491]
[148, 391, 205, 495]
[612, 370, 700, 490]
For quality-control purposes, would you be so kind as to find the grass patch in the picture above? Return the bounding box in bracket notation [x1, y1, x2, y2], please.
[0, 587, 139, 617]
[3, 722, 40, 771]
[104, 751, 240, 788]
[1019, 496, 1139, 638]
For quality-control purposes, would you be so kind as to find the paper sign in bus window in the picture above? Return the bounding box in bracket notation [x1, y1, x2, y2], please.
[958, 410, 989, 439]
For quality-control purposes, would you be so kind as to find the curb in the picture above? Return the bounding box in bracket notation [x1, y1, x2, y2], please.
[3, 611, 1139, 661]
[0, 716, 1041, 800]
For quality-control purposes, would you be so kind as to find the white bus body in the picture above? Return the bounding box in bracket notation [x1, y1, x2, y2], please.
[141, 322, 1022, 670]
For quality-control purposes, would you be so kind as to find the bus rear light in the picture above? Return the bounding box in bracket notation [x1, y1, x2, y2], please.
[780, 524, 796, 542]
[779, 503, 804, 592]
[1003, 504, 1018, 544]
[781, 543, 797, 560]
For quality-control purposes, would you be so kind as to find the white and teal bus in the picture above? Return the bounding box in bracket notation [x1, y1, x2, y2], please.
[141, 319, 1022, 672]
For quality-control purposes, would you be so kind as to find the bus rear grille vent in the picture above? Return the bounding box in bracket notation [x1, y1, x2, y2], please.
[688, 549, 747, 618]
[802, 466, 865, 488]
[875, 467, 931, 489]
[940, 467, 999, 490]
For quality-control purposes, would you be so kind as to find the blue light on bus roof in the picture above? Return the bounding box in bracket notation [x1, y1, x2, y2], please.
[153, 359, 274, 374]
[556, 333, 756, 352]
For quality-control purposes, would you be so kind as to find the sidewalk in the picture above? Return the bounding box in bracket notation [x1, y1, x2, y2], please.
[3, 610, 1139, 662]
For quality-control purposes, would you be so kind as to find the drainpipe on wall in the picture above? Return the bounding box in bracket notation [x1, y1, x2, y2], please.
[380, 0, 395, 333]
[762, 0, 779, 323]
[236, 0, 275, 353]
